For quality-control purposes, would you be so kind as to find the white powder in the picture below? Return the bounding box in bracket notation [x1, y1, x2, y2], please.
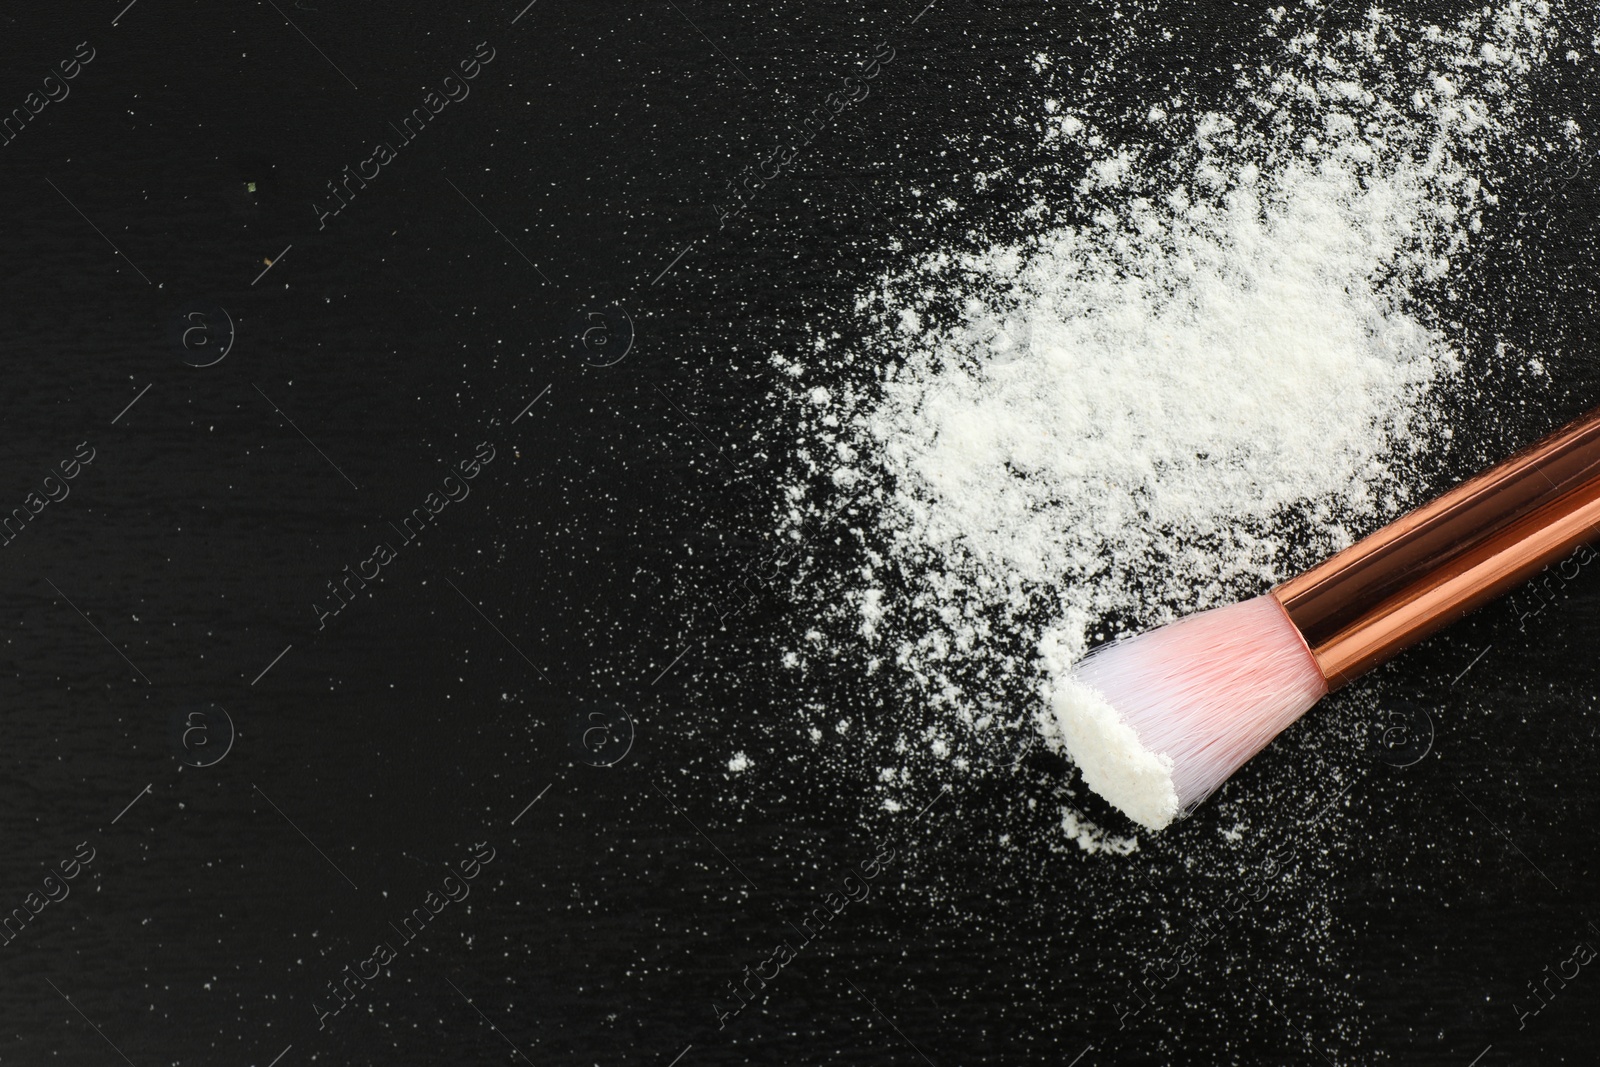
[775, 1, 1573, 841]
[1060, 808, 1140, 856]
[1036, 671, 1179, 831]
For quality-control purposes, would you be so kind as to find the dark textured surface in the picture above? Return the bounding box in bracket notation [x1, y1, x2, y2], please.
[2, 2, 1600, 1065]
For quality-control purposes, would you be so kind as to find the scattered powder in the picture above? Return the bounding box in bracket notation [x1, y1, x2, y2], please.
[727, 752, 751, 773]
[1061, 808, 1141, 855]
[721, 5, 1588, 1060]
[774, 0, 1574, 842]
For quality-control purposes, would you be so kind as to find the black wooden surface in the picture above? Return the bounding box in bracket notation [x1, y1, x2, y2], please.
[1, 2, 1598, 1064]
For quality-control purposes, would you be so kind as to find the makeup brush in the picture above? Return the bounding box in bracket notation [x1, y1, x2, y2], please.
[1044, 404, 1600, 831]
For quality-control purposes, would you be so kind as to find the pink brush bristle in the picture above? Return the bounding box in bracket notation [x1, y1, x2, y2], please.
[1042, 594, 1329, 830]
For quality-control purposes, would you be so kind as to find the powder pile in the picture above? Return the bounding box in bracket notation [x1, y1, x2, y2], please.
[774, 1, 1577, 836]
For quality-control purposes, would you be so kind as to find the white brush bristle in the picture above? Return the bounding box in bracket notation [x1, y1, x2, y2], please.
[1041, 594, 1328, 831]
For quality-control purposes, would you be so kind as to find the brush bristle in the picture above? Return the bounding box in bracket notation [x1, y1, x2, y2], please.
[1041, 594, 1328, 830]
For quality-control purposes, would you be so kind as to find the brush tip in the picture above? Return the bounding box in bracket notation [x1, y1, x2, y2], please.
[1041, 594, 1328, 831]
[1041, 676, 1182, 830]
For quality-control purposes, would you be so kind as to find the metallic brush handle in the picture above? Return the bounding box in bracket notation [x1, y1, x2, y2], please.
[1272, 405, 1600, 688]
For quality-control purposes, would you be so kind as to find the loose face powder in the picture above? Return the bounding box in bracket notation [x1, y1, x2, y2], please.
[773, 0, 1574, 833]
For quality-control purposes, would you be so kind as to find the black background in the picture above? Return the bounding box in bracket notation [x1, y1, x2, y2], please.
[2, 1, 1600, 1065]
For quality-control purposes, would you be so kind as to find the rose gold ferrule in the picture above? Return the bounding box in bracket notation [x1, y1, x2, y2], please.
[1271, 405, 1600, 689]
